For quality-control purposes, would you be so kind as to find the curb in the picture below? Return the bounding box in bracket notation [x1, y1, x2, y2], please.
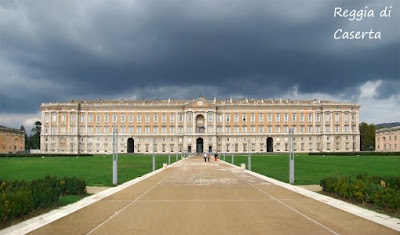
[219, 160, 400, 232]
[0, 156, 189, 235]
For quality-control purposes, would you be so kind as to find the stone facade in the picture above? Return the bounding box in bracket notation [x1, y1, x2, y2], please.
[375, 126, 400, 152]
[0, 126, 25, 153]
[40, 97, 360, 154]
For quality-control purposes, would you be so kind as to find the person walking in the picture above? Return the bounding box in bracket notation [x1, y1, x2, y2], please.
[214, 152, 218, 161]
[203, 152, 207, 162]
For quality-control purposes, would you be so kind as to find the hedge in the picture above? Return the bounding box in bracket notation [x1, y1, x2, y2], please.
[309, 152, 400, 156]
[320, 174, 400, 211]
[0, 176, 86, 223]
[0, 154, 93, 158]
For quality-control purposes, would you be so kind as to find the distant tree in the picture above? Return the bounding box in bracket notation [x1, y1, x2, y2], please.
[26, 121, 41, 150]
[359, 122, 376, 151]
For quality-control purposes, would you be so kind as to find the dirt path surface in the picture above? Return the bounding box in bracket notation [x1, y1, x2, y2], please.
[29, 157, 397, 235]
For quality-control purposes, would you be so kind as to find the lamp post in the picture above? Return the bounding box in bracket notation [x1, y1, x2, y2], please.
[152, 138, 156, 171]
[248, 140, 251, 171]
[289, 128, 295, 184]
[112, 127, 118, 185]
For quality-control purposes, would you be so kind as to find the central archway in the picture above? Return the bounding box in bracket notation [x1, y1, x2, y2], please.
[196, 138, 204, 153]
[127, 138, 134, 153]
[267, 137, 273, 152]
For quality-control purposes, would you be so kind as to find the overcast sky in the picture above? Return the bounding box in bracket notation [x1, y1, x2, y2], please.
[0, 0, 399, 132]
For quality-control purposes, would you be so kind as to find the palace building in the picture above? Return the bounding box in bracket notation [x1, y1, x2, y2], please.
[375, 126, 400, 152]
[0, 125, 25, 153]
[40, 97, 360, 154]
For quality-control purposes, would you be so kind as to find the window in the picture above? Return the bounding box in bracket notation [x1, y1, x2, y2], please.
[251, 126, 255, 133]
[162, 114, 166, 123]
[145, 127, 150, 134]
[61, 126, 66, 133]
[316, 114, 320, 122]
[276, 126, 281, 133]
[242, 126, 247, 133]
[335, 113, 339, 122]
[96, 126, 101, 134]
[260, 114, 265, 122]
[153, 127, 158, 134]
[234, 126, 239, 133]
[129, 114, 133, 122]
[335, 125, 339, 132]
[137, 114, 142, 122]
[234, 114, 239, 123]
[170, 127, 175, 133]
[325, 126, 330, 133]
[187, 114, 192, 122]
[120, 126, 125, 134]
[242, 114, 247, 122]
[113, 114, 117, 123]
[129, 127, 134, 134]
[292, 114, 296, 122]
[326, 113, 330, 122]
[284, 126, 289, 133]
[154, 114, 158, 122]
[136, 127, 142, 134]
[226, 114, 231, 122]
[188, 126, 192, 133]
[145, 114, 150, 122]
[276, 114, 280, 123]
[52, 114, 57, 122]
[45, 115, 49, 122]
[344, 114, 348, 122]
[89, 115, 93, 123]
[308, 126, 313, 133]
[105, 127, 109, 134]
[71, 114, 75, 122]
[226, 127, 230, 133]
[170, 114, 175, 123]
[217, 115, 222, 122]
[284, 114, 288, 122]
[300, 126, 305, 133]
[300, 114, 304, 122]
[208, 113, 213, 122]
[267, 126, 271, 133]
[308, 114, 312, 122]
[251, 114, 255, 122]
[121, 114, 125, 123]
[61, 114, 66, 122]
[81, 115, 85, 122]
[96, 115, 101, 123]
[162, 127, 166, 133]
[105, 114, 109, 123]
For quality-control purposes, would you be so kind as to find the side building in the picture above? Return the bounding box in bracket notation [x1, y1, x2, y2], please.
[0, 125, 25, 153]
[40, 98, 360, 154]
[375, 126, 400, 152]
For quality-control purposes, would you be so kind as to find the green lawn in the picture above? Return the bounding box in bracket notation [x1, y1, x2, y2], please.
[221, 153, 400, 185]
[1, 153, 399, 186]
[0, 154, 180, 186]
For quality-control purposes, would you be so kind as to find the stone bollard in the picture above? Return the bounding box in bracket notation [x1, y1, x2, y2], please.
[241, 163, 246, 170]
[163, 163, 167, 169]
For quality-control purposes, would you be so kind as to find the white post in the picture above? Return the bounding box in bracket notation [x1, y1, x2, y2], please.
[248, 140, 251, 171]
[152, 138, 156, 171]
[232, 144, 235, 164]
[289, 128, 295, 184]
[112, 127, 118, 185]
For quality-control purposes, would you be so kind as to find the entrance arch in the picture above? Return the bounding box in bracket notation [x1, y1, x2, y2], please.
[196, 138, 204, 153]
[127, 138, 134, 153]
[267, 137, 273, 152]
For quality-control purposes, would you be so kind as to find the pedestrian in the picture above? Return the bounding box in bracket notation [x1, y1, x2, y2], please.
[203, 152, 207, 162]
[214, 152, 218, 161]
[207, 153, 210, 162]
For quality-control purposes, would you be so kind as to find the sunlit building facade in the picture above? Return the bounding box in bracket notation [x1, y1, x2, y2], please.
[40, 97, 360, 154]
[0, 125, 25, 153]
[375, 126, 400, 152]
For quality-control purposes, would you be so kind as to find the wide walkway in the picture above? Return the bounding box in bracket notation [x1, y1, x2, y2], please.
[29, 157, 397, 234]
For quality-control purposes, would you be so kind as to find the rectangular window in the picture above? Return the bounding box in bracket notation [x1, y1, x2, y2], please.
[53, 114, 57, 122]
[170, 114, 175, 123]
[300, 114, 304, 122]
[208, 113, 213, 122]
[105, 114, 109, 123]
[234, 114, 239, 123]
[267, 126, 271, 133]
[113, 114, 117, 123]
[121, 114, 125, 123]
[276, 114, 280, 123]
[242, 126, 247, 133]
[145, 114, 150, 122]
[335, 113, 339, 122]
[260, 114, 265, 122]
[251, 126, 255, 133]
[137, 114, 142, 122]
[316, 114, 320, 122]
[45, 115, 49, 122]
[105, 127, 109, 134]
[300, 126, 305, 133]
[187, 114, 192, 122]
[226, 127, 230, 133]
[136, 127, 142, 134]
[251, 114, 255, 122]
[217, 115, 222, 122]
[284, 126, 289, 133]
[145, 127, 150, 134]
[96, 126, 101, 134]
[129, 127, 133, 134]
[120, 126, 125, 134]
[344, 114, 348, 122]
[96, 115, 101, 123]
[80, 115, 85, 123]
[179, 114, 183, 122]
[308, 114, 312, 122]
[71, 114, 75, 122]
[284, 114, 288, 122]
[170, 127, 175, 133]
[162, 127, 166, 133]
[326, 113, 330, 122]
[308, 126, 313, 133]
[226, 114, 231, 122]
[276, 126, 281, 133]
[129, 114, 133, 122]
[153, 127, 158, 134]
[61, 114, 66, 122]
[162, 114, 166, 123]
[89, 115, 93, 123]
[292, 114, 296, 122]
[154, 114, 158, 122]
[242, 114, 247, 122]
[234, 127, 239, 133]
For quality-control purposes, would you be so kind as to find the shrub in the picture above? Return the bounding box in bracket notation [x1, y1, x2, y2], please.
[59, 177, 87, 196]
[320, 174, 400, 211]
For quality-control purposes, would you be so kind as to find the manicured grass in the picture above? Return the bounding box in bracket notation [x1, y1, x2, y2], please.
[0, 154, 179, 186]
[221, 153, 400, 185]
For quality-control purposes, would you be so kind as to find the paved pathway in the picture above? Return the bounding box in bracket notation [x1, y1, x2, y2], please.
[27, 157, 398, 234]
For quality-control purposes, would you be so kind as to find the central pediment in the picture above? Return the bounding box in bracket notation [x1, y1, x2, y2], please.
[186, 98, 214, 108]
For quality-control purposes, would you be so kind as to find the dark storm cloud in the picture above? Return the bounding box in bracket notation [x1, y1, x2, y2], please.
[0, 0, 398, 115]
